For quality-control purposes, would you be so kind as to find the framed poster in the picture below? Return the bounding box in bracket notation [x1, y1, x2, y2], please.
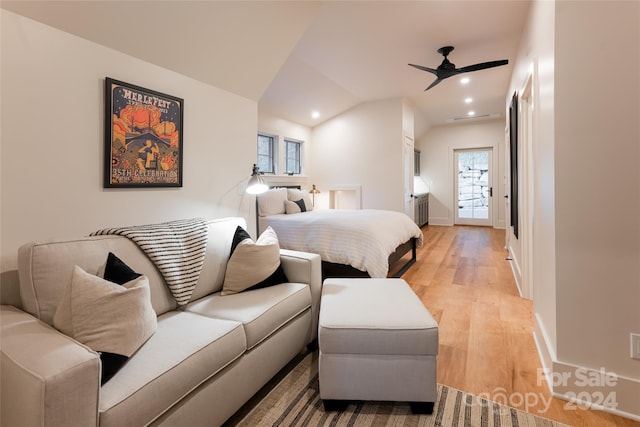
[104, 78, 183, 188]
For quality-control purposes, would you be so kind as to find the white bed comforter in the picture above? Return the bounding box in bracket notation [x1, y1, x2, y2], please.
[261, 209, 423, 278]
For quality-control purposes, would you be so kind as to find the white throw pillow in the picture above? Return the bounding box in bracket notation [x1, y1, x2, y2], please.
[53, 265, 157, 383]
[287, 188, 313, 211]
[257, 188, 287, 216]
[221, 226, 287, 295]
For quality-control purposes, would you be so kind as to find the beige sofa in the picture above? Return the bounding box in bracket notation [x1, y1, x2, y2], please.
[0, 217, 322, 427]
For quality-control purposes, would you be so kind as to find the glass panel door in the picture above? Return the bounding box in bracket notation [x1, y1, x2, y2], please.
[455, 148, 492, 226]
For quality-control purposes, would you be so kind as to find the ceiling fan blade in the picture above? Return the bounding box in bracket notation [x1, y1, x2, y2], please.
[412, 46, 509, 92]
[458, 59, 508, 74]
[425, 78, 443, 91]
[408, 63, 438, 76]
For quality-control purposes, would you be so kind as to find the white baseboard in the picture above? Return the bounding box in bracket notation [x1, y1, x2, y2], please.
[533, 314, 556, 394]
[506, 247, 523, 298]
[427, 217, 452, 226]
[427, 218, 506, 228]
[551, 361, 640, 421]
[534, 314, 640, 421]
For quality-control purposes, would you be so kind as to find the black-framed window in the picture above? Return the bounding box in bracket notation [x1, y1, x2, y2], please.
[285, 139, 302, 175]
[257, 133, 276, 174]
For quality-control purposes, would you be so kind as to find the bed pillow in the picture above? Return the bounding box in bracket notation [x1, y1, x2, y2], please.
[257, 188, 287, 216]
[53, 265, 157, 384]
[285, 199, 307, 214]
[221, 226, 288, 295]
[287, 188, 313, 211]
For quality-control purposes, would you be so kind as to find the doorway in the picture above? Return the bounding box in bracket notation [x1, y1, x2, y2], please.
[454, 148, 493, 226]
[404, 135, 414, 220]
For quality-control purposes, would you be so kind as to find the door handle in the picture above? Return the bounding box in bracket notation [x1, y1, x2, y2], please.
[489, 187, 493, 197]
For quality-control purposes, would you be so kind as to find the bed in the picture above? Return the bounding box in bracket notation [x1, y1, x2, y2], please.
[257, 187, 423, 279]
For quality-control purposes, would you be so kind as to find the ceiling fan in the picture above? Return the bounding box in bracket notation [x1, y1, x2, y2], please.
[409, 46, 508, 91]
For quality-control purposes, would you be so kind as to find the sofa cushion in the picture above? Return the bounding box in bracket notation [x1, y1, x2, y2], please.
[18, 235, 177, 325]
[53, 265, 157, 384]
[221, 226, 288, 296]
[187, 282, 310, 350]
[98, 311, 245, 427]
[18, 217, 250, 325]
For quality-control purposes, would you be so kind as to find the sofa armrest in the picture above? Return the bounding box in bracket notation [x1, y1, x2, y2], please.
[1, 305, 100, 427]
[279, 250, 322, 342]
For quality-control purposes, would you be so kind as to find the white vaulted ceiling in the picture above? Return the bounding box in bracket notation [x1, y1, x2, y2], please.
[1, 1, 531, 130]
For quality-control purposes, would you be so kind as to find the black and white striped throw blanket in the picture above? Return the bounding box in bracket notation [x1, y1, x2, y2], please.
[91, 218, 209, 306]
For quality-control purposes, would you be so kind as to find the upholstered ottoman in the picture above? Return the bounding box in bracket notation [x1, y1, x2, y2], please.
[318, 278, 438, 413]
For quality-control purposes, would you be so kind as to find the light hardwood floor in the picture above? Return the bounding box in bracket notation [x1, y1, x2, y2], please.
[403, 225, 639, 427]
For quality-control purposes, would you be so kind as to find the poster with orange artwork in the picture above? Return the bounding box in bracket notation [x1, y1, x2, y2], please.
[104, 78, 183, 187]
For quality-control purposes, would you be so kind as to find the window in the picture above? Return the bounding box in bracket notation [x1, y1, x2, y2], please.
[257, 133, 276, 174]
[285, 139, 302, 175]
[257, 134, 303, 175]
[414, 149, 421, 176]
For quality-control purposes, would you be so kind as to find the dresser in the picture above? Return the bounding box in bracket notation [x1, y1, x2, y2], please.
[414, 193, 429, 227]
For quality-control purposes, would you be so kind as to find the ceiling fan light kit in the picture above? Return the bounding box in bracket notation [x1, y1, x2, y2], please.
[409, 46, 508, 91]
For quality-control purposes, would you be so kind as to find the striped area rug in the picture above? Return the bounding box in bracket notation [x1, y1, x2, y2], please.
[230, 352, 569, 427]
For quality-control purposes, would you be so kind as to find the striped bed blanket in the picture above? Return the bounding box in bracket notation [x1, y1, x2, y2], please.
[91, 218, 209, 306]
[260, 209, 423, 278]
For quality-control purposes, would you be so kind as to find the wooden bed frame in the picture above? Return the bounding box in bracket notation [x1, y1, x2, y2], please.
[321, 237, 418, 279]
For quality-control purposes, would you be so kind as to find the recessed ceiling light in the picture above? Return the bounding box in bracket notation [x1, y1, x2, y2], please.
[468, 111, 475, 116]
[460, 77, 470, 85]
[464, 97, 473, 104]
[311, 111, 320, 119]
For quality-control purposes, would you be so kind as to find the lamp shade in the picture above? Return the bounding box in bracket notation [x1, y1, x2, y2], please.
[246, 164, 268, 195]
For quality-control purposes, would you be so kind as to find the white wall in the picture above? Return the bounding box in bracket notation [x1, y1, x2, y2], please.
[416, 119, 506, 228]
[0, 11, 258, 273]
[402, 99, 415, 138]
[553, 0, 639, 416]
[310, 98, 405, 211]
[508, 0, 640, 419]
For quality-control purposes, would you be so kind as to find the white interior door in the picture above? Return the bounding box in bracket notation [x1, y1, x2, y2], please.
[455, 148, 493, 226]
